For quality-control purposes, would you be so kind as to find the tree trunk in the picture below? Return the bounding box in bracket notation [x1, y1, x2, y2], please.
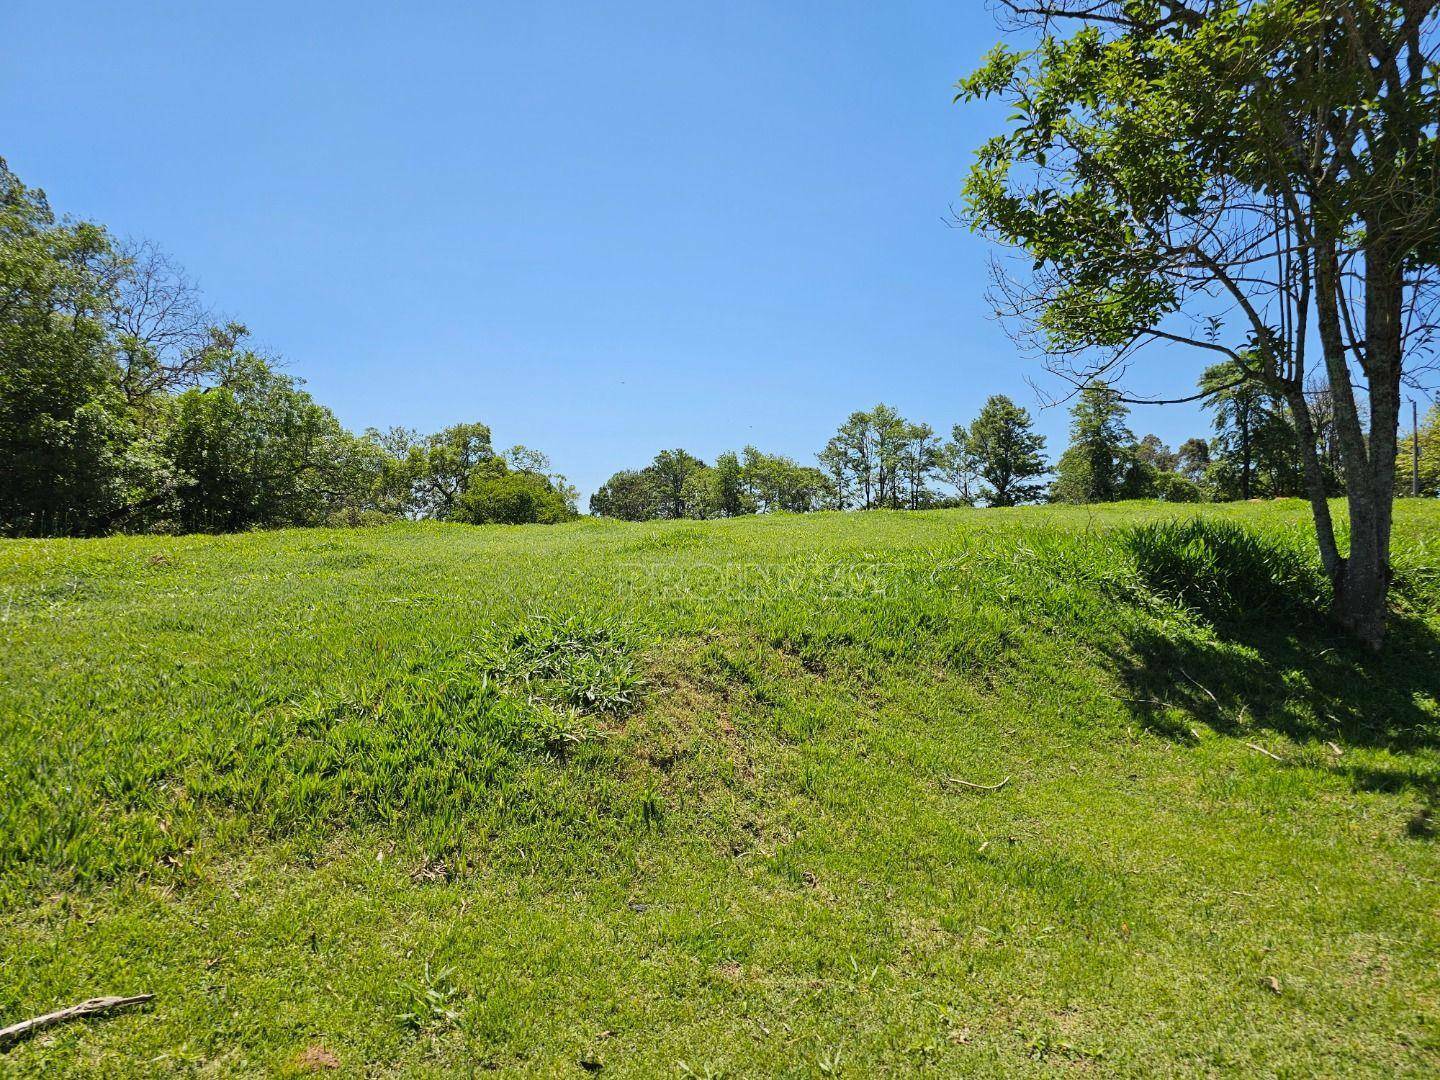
[1310, 222, 1408, 650]
[1335, 237, 1405, 649]
[1313, 228, 1394, 648]
[1285, 387, 1342, 581]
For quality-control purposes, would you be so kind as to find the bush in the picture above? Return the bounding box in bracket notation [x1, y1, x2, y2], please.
[456, 470, 574, 525]
[1120, 517, 1328, 624]
[1152, 471, 1202, 503]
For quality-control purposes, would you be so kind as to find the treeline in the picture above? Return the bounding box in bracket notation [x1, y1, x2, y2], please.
[6, 152, 1434, 539]
[0, 158, 575, 537]
[593, 382, 1437, 521]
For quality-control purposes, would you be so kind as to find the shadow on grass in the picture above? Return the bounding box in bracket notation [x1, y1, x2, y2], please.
[1106, 521, 1440, 826]
[1111, 613, 1440, 835]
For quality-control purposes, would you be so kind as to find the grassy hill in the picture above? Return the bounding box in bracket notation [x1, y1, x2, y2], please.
[2, 501, 1438, 1076]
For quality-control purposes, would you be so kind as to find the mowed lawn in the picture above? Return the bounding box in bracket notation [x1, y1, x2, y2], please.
[2, 502, 1438, 1076]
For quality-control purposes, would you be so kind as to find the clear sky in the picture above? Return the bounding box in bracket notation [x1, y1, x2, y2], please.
[4, 0, 1209, 502]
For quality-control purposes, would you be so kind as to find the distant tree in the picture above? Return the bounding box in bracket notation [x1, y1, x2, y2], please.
[1135, 434, 1178, 474]
[407, 422, 496, 519]
[360, 426, 427, 518]
[1200, 361, 1305, 500]
[358, 422, 575, 525]
[897, 422, 943, 509]
[815, 443, 850, 510]
[103, 239, 223, 404]
[822, 410, 878, 509]
[940, 424, 982, 505]
[1176, 438, 1211, 487]
[502, 444, 550, 474]
[0, 153, 576, 538]
[1201, 364, 1261, 500]
[1395, 403, 1440, 498]
[164, 352, 374, 532]
[1131, 433, 1204, 504]
[820, 404, 930, 510]
[967, 395, 1048, 507]
[1152, 471, 1203, 504]
[675, 466, 719, 519]
[590, 469, 660, 520]
[867, 404, 911, 508]
[644, 449, 707, 519]
[741, 447, 828, 513]
[1051, 384, 1139, 504]
[502, 444, 578, 513]
[710, 451, 751, 517]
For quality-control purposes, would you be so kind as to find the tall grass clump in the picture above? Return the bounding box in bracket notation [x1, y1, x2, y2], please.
[1119, 517, 1329, 625]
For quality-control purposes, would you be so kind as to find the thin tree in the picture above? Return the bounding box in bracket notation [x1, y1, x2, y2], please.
[960, 0, 1440, 646]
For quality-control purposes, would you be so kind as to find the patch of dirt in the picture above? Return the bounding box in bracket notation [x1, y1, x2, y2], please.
[292, 1045, 341, 1071]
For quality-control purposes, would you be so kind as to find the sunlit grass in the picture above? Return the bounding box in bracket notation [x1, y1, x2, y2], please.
[1, 501, 1437, 1075]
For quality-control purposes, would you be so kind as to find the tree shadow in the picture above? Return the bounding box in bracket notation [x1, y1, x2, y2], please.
[1107, 607, 1440, 826]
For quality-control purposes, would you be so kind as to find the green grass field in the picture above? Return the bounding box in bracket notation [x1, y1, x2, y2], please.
[2, 501, 1438, 1076]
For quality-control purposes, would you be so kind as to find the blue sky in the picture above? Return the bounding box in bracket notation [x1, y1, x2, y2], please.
[4, 1, 1210, 501]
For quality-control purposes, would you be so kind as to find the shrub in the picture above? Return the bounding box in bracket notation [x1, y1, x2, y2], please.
[1151, 471, 1202, 503]
[456, 469, 574, 525]
[1120, 517, 1328, 624]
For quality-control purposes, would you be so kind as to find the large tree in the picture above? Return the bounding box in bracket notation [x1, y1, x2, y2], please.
[164, 351, 377, 532]
[644, 448, 708, 519]
[0, 158, 132, 536]
[960, 0, 1440, 646]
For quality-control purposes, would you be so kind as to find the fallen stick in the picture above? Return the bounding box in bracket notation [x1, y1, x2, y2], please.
[0, 994, 153, 1051]
[1178, 667, 1222, 710]
[943, 775, 1011, 793]
[1245, 742, 1284, 762]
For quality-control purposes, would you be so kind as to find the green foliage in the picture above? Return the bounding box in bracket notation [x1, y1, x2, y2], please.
[494, 612, 643, 716]
[1396, 403, 1440, 497]
[0, 157, 132, 536]
[0, 154, 573, 538]
[1051, 383, 1152, 504]
[1150, 470, 1202, 504]
[966, 394, 1049, 506]
[957, 0, 1436, 642]
[711, 450, 752, 517]
[595, 446, 832, 521]
[647, 448, 709, 519]
[1122, 517, 1328, 625]
[820, 404, 938, 510]
[1199, 361, 1309, 501]
[740, 446, 831, 513]
[455, 464, 575, 526]
[940, 423, 981, 505]
[590, 468, 660, 520]
[163, 352, 378, 532]
[395, 964, 464, 1033]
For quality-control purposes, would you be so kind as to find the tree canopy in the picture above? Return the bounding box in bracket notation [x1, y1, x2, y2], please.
[0, 157, 573, 536]
[959, 0, 1440, 645]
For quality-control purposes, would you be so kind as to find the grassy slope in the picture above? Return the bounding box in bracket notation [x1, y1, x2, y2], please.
[1, 501, 1438, 1077]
